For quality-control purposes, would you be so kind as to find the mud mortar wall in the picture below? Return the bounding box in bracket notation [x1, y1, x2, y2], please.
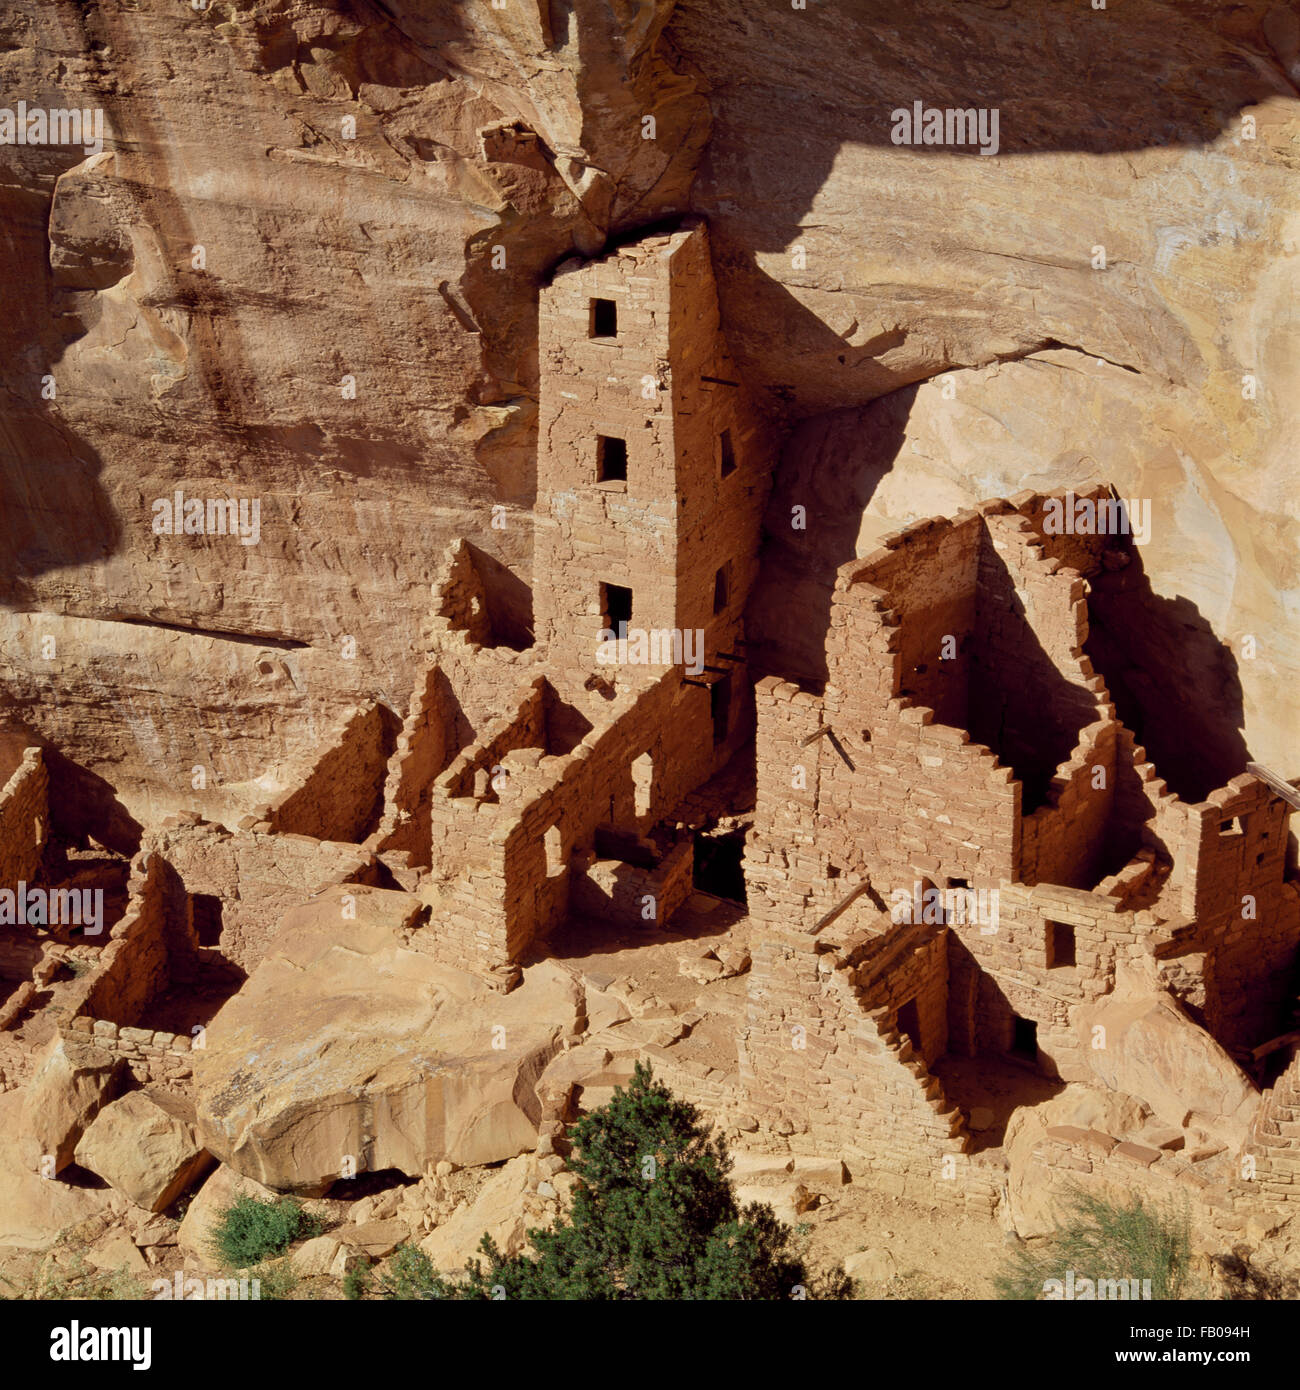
[0, 747, 48, 889]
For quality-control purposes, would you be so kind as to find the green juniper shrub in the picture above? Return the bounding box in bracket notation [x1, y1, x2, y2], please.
[387, 1062, 850, 1301]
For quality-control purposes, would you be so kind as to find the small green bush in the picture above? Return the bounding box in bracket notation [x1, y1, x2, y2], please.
[996, 1188, 1193, 1301]
[248, 1260, 299, 1301]
[343, 1246, 442, 1301]
[210, 1196, 320, 1271]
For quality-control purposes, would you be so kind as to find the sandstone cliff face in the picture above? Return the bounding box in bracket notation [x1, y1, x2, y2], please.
[0, 0, 1296, 820]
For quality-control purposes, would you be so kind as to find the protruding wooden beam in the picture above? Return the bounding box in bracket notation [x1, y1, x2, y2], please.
[1247, 762, 1300, 812]
[812, 880, 871, 935]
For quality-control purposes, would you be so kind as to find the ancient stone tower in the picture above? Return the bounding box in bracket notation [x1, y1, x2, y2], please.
[532, 220, 767, 731]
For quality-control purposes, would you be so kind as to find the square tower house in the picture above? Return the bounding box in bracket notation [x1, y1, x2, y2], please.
[533, 221, 767, 684]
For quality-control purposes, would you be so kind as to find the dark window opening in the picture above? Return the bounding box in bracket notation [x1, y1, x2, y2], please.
[711, 675, 731, 746]
[1219, 817, 1244, 837]
[594, 826, 656, 870]
[896, 998, 923, 1056]
[692, 830, 747, 904]
[713, 563, 730, 614]
[948, 877, 970, 890]
[597, 435, 627, 483]
[191, 893, 224, 948]
[1046, 920, 1076, 968]
[1011, 1015, 1038, 1060]
[718, 428, 736, 478]
[602, 582, 633, 632]
[589, 297, 618, 338]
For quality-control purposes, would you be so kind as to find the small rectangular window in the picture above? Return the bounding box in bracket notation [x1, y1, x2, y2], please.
[602, 582, 632, 632]
[718, 428, 736, 478]
[1219, 817, 1244, 837]
[597, 435, 627, 483]
[1046, 920, 1076, 969]
[590, 297, 617, 338]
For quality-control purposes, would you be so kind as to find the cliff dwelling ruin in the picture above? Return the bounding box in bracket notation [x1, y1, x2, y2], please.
[2, 219, 1298, 1296]
[2, 0, 1300, 1321]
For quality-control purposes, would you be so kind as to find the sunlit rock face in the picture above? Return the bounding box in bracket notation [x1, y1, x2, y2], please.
[0, 0, 1296, 815]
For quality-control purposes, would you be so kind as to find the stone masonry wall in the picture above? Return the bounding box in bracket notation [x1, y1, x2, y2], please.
[0, 745, 48, 889]
[739, 924, 1000, 1213]
[533, 231, 679, 665]
[532, 221, 770, 697]
[152, 822, 380, 973]
[61, 1014, 195, 1087]
[423, 667, 717, 971]
[269, 702, 396, 845]
[71, 852, 192, 1027]
[371, 662, 450, 867]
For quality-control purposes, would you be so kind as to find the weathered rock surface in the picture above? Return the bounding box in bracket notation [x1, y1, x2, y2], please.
[18, 1036, 124, 1176]
[74, 1089, 213, 1213]
[289, 1234, 344, 1279]
[193, 897, 583, 1189]
[1078, 992, 1259, 1145]
[418, 1154, 535, 1273]
[0, 0, 1293, 820]
[0, 1091, 113, 1252]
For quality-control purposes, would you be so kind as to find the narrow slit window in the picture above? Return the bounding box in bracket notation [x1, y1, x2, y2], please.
[713, 563, 730, 614]
[718, 428, 736, 478]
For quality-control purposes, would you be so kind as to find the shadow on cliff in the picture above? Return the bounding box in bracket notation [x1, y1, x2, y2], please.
[0, 174, 120, 597]
[1084, 545, 1250, 802]
[671, 0, 1294, 213]
[745, 378, 915, 686]
[667, 0, 1296, 416]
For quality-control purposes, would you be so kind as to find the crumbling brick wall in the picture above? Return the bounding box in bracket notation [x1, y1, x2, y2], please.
[371, 663, 451, 867]
[743, 485, 1300, 1198]
[0, 745, 48, 889]
[570, 837, 694, 933]
[430, 537, 493, 647]
[153, 822, 381, 973]
[1146, 776, 1300, 1052]
[423, 668, 717, 971]
[970, 508, 1111, 820]
[70, 852, 194, 1026]
[62, 1015, 195, 1087]
[269, 702, 397, 844]
[1243, 1045, 1300, 1211]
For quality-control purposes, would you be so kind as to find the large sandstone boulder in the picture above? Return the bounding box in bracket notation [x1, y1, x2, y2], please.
[193, 896, 583, 1191]
[74, 1090, 213, 1213]
[1003, 1083, 1157, 1240]
[0, 1091, 113, 1252]
[18, 1036, 124, 1175]
[1077, 992, 1258, 1146]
